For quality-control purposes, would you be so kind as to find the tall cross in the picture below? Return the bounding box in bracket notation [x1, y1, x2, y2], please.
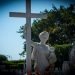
[9, 0, 47, 74]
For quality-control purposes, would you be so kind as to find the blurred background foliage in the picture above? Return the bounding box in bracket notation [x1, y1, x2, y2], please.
[18, 4, 75, 56]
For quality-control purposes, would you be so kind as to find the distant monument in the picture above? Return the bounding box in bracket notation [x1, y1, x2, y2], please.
[62, 61, 70, 75]
[69, 41, 75, 65]
[62, 41, 75, 75]
[31, 31, 57, 75]
[69, 41, 75, 74]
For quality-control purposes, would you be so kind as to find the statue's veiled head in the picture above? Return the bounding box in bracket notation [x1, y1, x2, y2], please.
[39, 31, 49, 44]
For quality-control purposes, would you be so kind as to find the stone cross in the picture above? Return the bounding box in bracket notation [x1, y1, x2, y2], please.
[9, 0, 47, 74]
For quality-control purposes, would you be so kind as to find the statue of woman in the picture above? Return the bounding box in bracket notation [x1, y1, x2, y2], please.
[31, 31, 57, 75]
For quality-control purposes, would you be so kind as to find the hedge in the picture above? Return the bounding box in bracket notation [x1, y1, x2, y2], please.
[54, 44, 72, 68]
[54, 44, 72, 61]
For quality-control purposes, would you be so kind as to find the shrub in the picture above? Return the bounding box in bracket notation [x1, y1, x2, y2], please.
[0, 54, 8, 61]
[54, 44, 72, 68]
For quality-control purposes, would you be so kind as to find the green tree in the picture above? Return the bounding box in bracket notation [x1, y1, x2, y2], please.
[18, 4, 75, 55]
[0, 54, 8, 61]
[31, 4, 75, 45]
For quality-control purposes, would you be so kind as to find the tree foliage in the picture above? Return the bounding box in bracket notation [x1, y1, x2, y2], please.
[18, 4, 75, 55]
[0, 54, 8, 61]
[31, 4, 75, 45]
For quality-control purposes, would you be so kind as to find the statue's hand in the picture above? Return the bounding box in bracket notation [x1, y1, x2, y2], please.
[31, 40, 37, 47]
[50, 47, 55, 52]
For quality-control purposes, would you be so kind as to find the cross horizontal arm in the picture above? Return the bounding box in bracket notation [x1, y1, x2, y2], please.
[9, 12, 26, 18]
[31, 13, 47, 19]
[9, 12, 47, 19]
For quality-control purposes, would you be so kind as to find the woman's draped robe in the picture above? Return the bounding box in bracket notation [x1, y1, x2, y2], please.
[31, 43, 57, 74]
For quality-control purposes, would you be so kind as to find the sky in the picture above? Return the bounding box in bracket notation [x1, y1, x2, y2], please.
[0, 0, 75, 60]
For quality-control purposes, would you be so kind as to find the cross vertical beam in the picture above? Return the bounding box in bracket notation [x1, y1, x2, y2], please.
[26, 0, 31, 74]
[9, 0, 47, 74]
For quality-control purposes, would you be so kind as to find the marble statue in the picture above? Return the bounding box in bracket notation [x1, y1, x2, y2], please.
[69, 41, 75, 74]
[69, 42, 75, 65]
[62, 41, 75, 75]
[31, 31, 57, 75]
[62, 61, 70, 75]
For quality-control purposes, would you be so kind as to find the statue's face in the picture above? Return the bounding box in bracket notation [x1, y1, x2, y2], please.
[39, 31, 49, 43]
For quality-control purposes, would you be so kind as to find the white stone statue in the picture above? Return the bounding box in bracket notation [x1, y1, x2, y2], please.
[69, 42, 75, 65]
[31, 31, 57, 75]
[62, 42, 75, 75]
[62, 61, 70, 75]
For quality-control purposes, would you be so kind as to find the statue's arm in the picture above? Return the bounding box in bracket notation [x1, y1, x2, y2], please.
[31, 40, 37, 47]
[47, 46, 57, 64]
[31, 40, 37, 60]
